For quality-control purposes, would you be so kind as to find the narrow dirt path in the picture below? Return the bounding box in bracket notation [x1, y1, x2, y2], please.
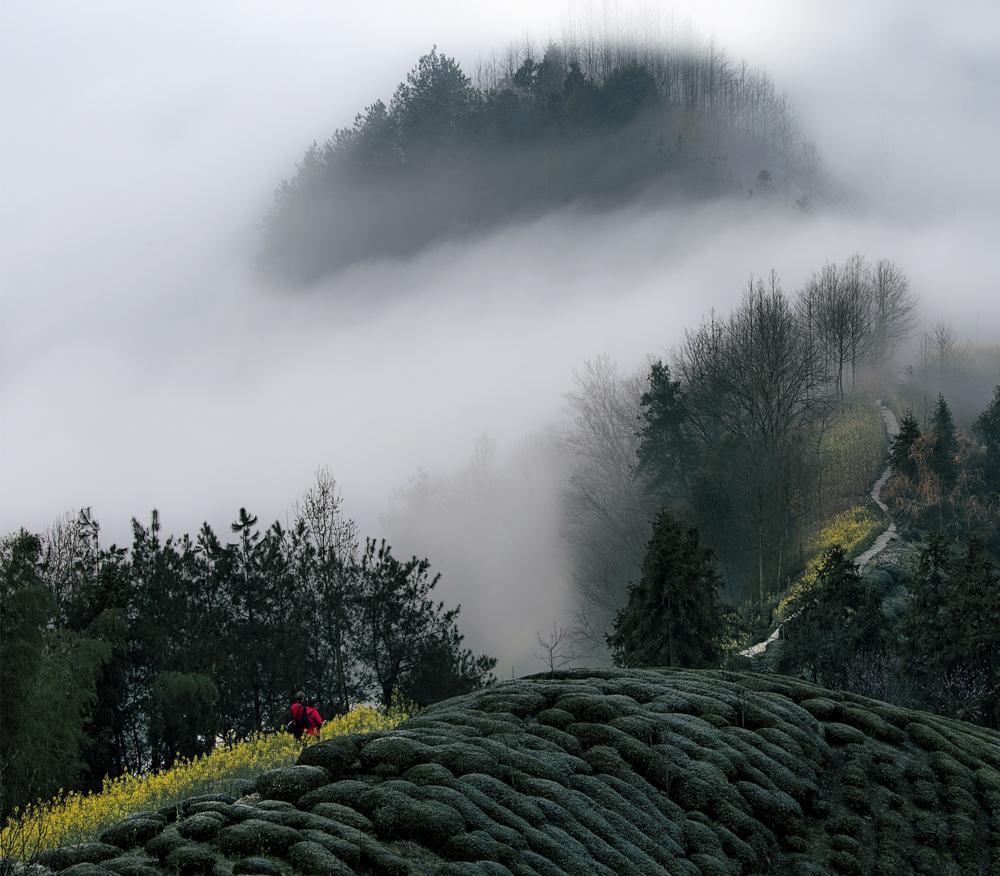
[738, 401, 899, 659]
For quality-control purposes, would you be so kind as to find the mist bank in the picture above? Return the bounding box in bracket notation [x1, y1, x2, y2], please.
[6, 197, 998, 674]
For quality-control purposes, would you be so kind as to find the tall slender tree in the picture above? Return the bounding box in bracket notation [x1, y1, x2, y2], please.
[607, 511, 723, 668]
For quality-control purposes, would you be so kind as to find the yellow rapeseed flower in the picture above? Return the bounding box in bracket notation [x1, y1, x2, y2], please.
[775, 505, 880, 619]
[0, 704, 406, 861]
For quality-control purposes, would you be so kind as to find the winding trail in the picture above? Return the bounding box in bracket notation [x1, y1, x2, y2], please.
[738, 401, 899, 659]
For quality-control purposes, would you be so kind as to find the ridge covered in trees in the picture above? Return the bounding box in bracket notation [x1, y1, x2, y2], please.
[260, 38, 820, 283]
[0, 472, 495, 821]
[561, 253, 1000, 728]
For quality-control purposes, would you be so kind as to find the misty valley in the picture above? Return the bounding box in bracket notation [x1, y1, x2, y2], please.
[3, 11, 1000, 876]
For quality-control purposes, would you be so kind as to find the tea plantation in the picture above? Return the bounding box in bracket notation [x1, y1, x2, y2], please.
[28, 669, 1000, 875]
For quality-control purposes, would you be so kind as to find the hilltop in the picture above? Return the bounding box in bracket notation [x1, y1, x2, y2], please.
[259, 40, 820, 284]
[24, 669, 1000, 875]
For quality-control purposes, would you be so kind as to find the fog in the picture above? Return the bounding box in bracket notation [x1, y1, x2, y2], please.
[2, 1, 998, 673]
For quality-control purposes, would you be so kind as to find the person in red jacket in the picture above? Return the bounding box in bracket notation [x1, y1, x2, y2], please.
[287, 691, 324, 739]
[305, 699, 324, 737]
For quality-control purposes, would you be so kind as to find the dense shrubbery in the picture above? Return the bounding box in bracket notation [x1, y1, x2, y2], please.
[886, 391, 1000, 552]
[10, 670, 999, 874]
[0, 472, 493, 819]
[260, 39, 818, 282]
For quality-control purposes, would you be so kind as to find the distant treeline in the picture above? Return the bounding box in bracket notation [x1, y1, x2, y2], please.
[0, 472, 494, 819]
[565, 254, 924, 640]
[260, 38, 819, 283]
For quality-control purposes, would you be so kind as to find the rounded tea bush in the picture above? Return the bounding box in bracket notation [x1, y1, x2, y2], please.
[253, 765, 329, 803]
[100, 815, 166, 849]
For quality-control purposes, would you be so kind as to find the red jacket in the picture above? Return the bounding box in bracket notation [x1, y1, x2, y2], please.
[306, 705, 323, 735]
[291, 702, 322, 736]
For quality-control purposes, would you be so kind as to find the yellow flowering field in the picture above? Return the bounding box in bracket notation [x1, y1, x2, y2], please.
[0, 704, 405, 860]
[776, 505, 881, 619]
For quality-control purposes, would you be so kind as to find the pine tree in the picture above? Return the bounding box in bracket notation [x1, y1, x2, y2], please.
[929, 393, 959, 487]
[889, 409, 921, 478]
[972, 385, 1000, 489]
[777, 545, 883, 687]
[635, 360, 690, 497]
[607, 511, 723, 668]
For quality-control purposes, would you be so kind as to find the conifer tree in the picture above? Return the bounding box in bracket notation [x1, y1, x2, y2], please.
[635, 359, 690, 497]
[929, 393, 959, 487]
[607, 511, 723, 668]
[777, 545, 883, 688]
[889, 409, 921, 478]
[972, 385, 1000, 489]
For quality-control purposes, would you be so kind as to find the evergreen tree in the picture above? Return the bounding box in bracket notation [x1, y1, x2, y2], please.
[901, 536, 999, 725]
[607, 511, 723, 668]
[777, 545, 883, 688]
[1, 532, 109, 817]
[354, 539, 495, 708]
[972, 385, 1000, 490]
[889, 409, 921, 478]
[635, 360, 690, 498]
[400, 628, 496, 707]
[929, 393, 959, 487]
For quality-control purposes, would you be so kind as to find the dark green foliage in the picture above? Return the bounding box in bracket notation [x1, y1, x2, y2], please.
[254, 766, 330, 803]
[35, 843, 121, 871]
[608, 512, 724, 668]
[33, 670, 1000, 875]
[929, 394, 959, 487]
[777, 546, 884, 688]
[972, 385, 1000, 488]
[144, 828, 187, 860]
[260, 43, 803, 282]
[59, 865, 116, 876]
[163, 842, 218, 876]
[1, 497, 493, 814]
[100, 815, 167, 849]
[901, 536, 1000, 726]
[286, 841, 354, 875]
[889, 409, 921, 477]
[231, 858, 289, 875]
[216, 820, 301, 856]
[149, 672, 218, 769]
[296, 736, 361, 777]
[355, 538, 496, 708]
[0, 532, 111, 819]
[635, 360, 690, 497]
[102, 857, 164, 876]
[174, 814, 223, 842]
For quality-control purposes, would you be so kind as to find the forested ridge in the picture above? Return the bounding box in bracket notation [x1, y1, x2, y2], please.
[260, 37, 821, 283]
[560, 253, 1000, 731]
[0, 478, 494, 823]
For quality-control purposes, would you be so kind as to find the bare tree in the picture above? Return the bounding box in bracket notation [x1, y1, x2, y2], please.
[928, 321, 968, 378]
[562, 356, 659, 650]
[841, 253, 874, 389]
[293, 466, 359, 562]
[869, 259, 918, 366]
[675, 273, 831, 605]
[534, 622, 573, 674]
[292, 467, 359, 712]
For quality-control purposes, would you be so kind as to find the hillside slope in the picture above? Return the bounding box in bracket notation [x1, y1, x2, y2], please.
[26, 670, 1000, 875]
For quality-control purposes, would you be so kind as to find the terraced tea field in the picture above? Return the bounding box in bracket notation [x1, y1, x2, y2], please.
[20, 669, 1000, 875]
